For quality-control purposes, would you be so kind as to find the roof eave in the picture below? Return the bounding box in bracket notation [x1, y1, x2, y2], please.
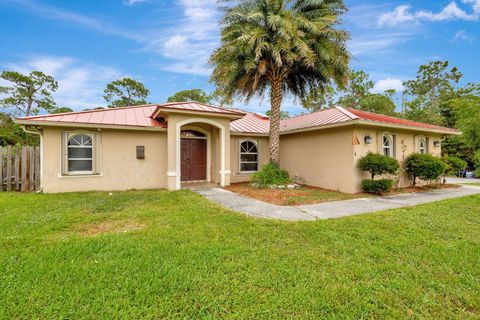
[14, 119, 167, 132]
[356, 120, 460, 135]
[152, 106, 245, 120]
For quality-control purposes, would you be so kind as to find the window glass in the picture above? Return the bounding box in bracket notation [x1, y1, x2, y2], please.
[67, 134, 93, 173]
[240, 141, 258, 172]
[383, 135, 393, 157]
[419, 138, 426, 154]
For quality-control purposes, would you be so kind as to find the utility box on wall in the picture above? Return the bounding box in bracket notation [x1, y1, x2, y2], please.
[136, 146, 145, 159]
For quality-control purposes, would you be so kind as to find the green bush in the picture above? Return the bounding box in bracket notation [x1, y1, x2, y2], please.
[361, 179, 394, 194]
[250, 162, 290, 187]
[474, 151, 480, 177]
[442, 155, 467, 182]
[357, 152, 400, 180]
[404, 153, 446, 187]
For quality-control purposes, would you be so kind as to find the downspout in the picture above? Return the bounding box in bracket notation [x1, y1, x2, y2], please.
[21, 126, 43, 193]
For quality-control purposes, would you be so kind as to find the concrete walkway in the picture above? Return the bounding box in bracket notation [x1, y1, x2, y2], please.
[195, 185, 480, 221]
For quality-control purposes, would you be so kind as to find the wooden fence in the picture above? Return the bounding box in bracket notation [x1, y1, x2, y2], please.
[0, 145, 40, 192]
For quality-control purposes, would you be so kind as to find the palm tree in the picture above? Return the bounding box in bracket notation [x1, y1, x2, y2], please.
[210, 0, 350, 165]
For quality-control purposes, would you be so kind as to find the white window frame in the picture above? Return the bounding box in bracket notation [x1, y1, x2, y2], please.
[382, 134, 394, 158]
[62, 132, 98, 176]
[418, 136, 427, 154]
[239, 140, 259, 173]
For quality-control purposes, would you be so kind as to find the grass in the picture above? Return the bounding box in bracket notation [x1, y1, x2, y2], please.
[225, 183, 365, 205]
[1, 190, 480, 319]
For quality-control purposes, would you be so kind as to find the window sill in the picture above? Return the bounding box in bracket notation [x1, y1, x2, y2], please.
[58, 173, 103, 178]
[236, 171, 258, 175]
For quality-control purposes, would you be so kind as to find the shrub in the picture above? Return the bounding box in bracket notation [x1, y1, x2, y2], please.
[357, 152, 400, 180]
[404, 153, 446, 187]
[361, 179, 394, 194]
[474, 151, 480, 177]
[442, 155, 467, 183]
[250, 162, 290, 187]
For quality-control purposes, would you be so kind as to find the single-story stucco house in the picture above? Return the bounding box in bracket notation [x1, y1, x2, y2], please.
[15, 102, 459, 194]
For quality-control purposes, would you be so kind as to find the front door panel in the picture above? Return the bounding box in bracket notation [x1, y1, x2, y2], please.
[181, 139, 207, 181]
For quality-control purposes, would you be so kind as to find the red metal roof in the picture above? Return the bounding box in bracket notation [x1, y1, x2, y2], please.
[152, 102, 245, 117]
[347, 108, 459, 133]
[280, 107, 356, 132]
[231, 112, 270, 134]
[16, 105, 166, 128]
[16, 102, 458, 135]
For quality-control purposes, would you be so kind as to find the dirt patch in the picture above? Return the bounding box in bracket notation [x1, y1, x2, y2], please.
[69, 219, 145, 237]
[224, 183, 365, 206]
[388, 184, 460, 195]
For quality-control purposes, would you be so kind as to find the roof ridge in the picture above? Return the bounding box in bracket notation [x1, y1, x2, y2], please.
[279, 107, 335, 122]
[18, 104, 159, 120]
[335, 106, 360, 120]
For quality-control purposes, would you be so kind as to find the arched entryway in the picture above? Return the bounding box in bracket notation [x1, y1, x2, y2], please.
[175, 118, 227, 190]
[180, 130, 208, 182]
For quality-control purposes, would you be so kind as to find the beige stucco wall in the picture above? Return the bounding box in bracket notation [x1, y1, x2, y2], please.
[42, 127, 168, 193]
[230, 135, 269, 183]
[164, 113, 232, 190]
[352, 125, 443, 191]
[280, 127, 357, 193]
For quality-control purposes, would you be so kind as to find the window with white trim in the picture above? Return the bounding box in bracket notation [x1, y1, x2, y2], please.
[64, 133, 97, 174]
[239, 140, 258, 172]
[383, 135, 393, 157]
[419, 137, 427, 154]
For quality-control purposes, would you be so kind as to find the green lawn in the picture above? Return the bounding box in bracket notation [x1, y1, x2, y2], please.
[1, 190, 479, 319]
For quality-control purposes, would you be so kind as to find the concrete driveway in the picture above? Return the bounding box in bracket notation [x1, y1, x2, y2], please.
[196, 185, 480, 221]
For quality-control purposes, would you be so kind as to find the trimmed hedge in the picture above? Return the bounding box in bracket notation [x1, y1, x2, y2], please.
[404, 153, 446, 187]
[357, 152, 399, 180]
[361, 179, 394, 194]
[250, 162, 290, 188]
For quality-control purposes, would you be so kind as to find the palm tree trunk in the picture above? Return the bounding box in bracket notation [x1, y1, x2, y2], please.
[269, 79, 283, 165]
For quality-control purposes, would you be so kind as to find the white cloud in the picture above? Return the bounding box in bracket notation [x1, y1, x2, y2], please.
[144, 0, 220, 76]
[379, 2, 479, 26]
[452, 29, 477, 41]
[123, 0, 150, 6]
[8, 0, 145, 41]
[371, 78, 405, 93]
[463, 0, 480, 13]
[348, 33, 411, 56]
[3, 56, 125, 110]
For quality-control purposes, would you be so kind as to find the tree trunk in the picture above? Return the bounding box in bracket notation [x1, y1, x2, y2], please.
[269, 79, 283, 165]
[26, 98, 33, 117]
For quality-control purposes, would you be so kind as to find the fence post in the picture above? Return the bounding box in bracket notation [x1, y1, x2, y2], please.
[21, 146, 27, 192]
[0, 147, 3, 192]
[15, 146, 20, 191]
[6, 145, 12, 192]
[29, 146, 35, 191]
[34, 147, 40, 190]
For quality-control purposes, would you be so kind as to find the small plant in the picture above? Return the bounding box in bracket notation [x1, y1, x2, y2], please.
[361, 179, 394, 195]
[442, 155, 467, 183]
[250, 162, 290, 188]
[357, 152, 400, 180]
[404, 153, 446, 187]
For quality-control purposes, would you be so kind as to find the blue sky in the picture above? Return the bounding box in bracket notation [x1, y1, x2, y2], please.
[0, 0, 479, 115]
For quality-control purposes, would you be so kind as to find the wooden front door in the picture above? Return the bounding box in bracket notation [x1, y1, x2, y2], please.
[181, 138, 207, 181]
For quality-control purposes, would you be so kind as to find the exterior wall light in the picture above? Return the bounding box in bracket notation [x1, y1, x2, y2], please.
[364, 135, 373, 144]
[433, 141, 441, 148]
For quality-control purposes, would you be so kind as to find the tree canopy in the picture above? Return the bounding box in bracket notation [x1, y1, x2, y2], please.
[0, 70, 58, 117]
[103, 77, 149, 108]
[167, 89, 213, 104]
[210, 0, 350, 163]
